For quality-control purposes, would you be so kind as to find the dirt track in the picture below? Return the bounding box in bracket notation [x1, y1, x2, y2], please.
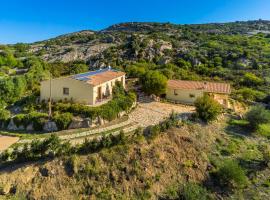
[0, 135, 19, 151]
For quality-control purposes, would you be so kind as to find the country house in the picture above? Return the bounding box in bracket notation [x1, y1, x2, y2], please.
[40, 67, 125, 105]
[166, 80, 231, 107]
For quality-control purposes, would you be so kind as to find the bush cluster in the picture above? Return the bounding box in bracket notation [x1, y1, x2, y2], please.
[13, 112, 48, 131]
[194, 94, 222, 122]
[214, 159, 248, 189]
[147, 112, 178, 139]
[0, 135, 72, 164]
[245, 105, 270, 130]
[234, 88, 266, 102]
[79, 131, 126, 154]
[53, 91, 136, 121]
[52, 112, 73, 130]
[0, 108, 10, 126]
[140, 70, 168, 96]
[180, 182, 209, 200]
[0, 131, 127, 165]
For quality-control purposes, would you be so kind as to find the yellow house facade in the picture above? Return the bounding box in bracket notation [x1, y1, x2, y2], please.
[166, 80, 231, 108]
[40, 68, 125, 105]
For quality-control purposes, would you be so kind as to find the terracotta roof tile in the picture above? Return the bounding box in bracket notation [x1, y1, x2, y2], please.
[87, 71, 125, 86]
[167, 80, 231, 94]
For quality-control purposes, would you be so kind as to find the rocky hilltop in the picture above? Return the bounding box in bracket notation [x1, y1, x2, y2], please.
[27, 20, 270, 67]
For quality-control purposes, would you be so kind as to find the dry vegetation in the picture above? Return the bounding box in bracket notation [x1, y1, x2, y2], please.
[1, 114, 270, 200]
[0, 120, 222, 199]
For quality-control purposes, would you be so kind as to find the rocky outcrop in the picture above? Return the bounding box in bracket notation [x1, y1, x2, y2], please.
[26, 123, 34, 131]
[97, 116, 105, 126]
[43, 121, 58, 132]
[82, 118, 93, 128]
[68, 117, 84, 129]
[7, 119, 18, 131]
[150, 94, 160, 102]
[117, 111, 126, 118]
[17, 125, 25, 131]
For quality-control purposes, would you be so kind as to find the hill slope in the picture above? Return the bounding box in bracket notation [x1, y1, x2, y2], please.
[0, 121, 221, 199]
[28, 20, 270, 66]
[1, 117, 270, 200]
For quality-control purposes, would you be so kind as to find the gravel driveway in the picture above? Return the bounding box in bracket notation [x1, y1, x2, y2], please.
[129, 97, 195, 127]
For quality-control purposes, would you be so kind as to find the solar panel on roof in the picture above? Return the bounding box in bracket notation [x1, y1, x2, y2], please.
[77, 77, 90, 81]
[71, 67, 119, 82]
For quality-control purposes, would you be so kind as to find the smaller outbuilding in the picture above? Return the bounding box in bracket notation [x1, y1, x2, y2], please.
[166, 80, 231, 108]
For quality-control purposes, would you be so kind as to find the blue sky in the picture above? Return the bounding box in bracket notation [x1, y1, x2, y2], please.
[0, 0, 269, 44]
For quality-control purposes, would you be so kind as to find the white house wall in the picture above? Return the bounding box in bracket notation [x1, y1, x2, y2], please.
[166, 88, 204, 104]
[40, 77, 94, 104]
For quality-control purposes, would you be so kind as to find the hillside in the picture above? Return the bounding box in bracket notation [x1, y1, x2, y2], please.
[1, 117, 270, 200]
[28, 20, 270, 65]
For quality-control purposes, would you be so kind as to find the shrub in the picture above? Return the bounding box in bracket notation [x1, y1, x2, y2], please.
[66, 155, 79, 175]
[0, 108, 10, 120]
[140, 70, 167, 96]
[235, 88, 266, 101]
[194, 95, 222, 122]
[257, 123, 270, 137]
[262, 95, 270, 104]
[13, 114, 27, 127]
[241, 72, 264, 86]
[0, 108, 10, 126]
[0, 150, 11, 162]
[146, 112, 178, 139]
[180, 183, 209, 200]
[53, 91, 136, 122]
[12, 112, 48, 131]
[162, 183, 179, 200]
[81, 157, 100, 177]
[53, 90, 136, 121]
[112, 81, 125, 97]
[26, 112, 48, 131]
[215, 160, 248, 189]
[245, 105, 270, 130]
[258, 144, 270, 166]
[6, 135, 62, 163]
[126, 65, 146, 78]
[53, 112, 73, 130]
[148, 125, 161, 138]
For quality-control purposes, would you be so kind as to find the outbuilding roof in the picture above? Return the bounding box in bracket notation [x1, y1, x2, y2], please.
[71, 67, 125, 86]
[167, 80, 231, 94]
